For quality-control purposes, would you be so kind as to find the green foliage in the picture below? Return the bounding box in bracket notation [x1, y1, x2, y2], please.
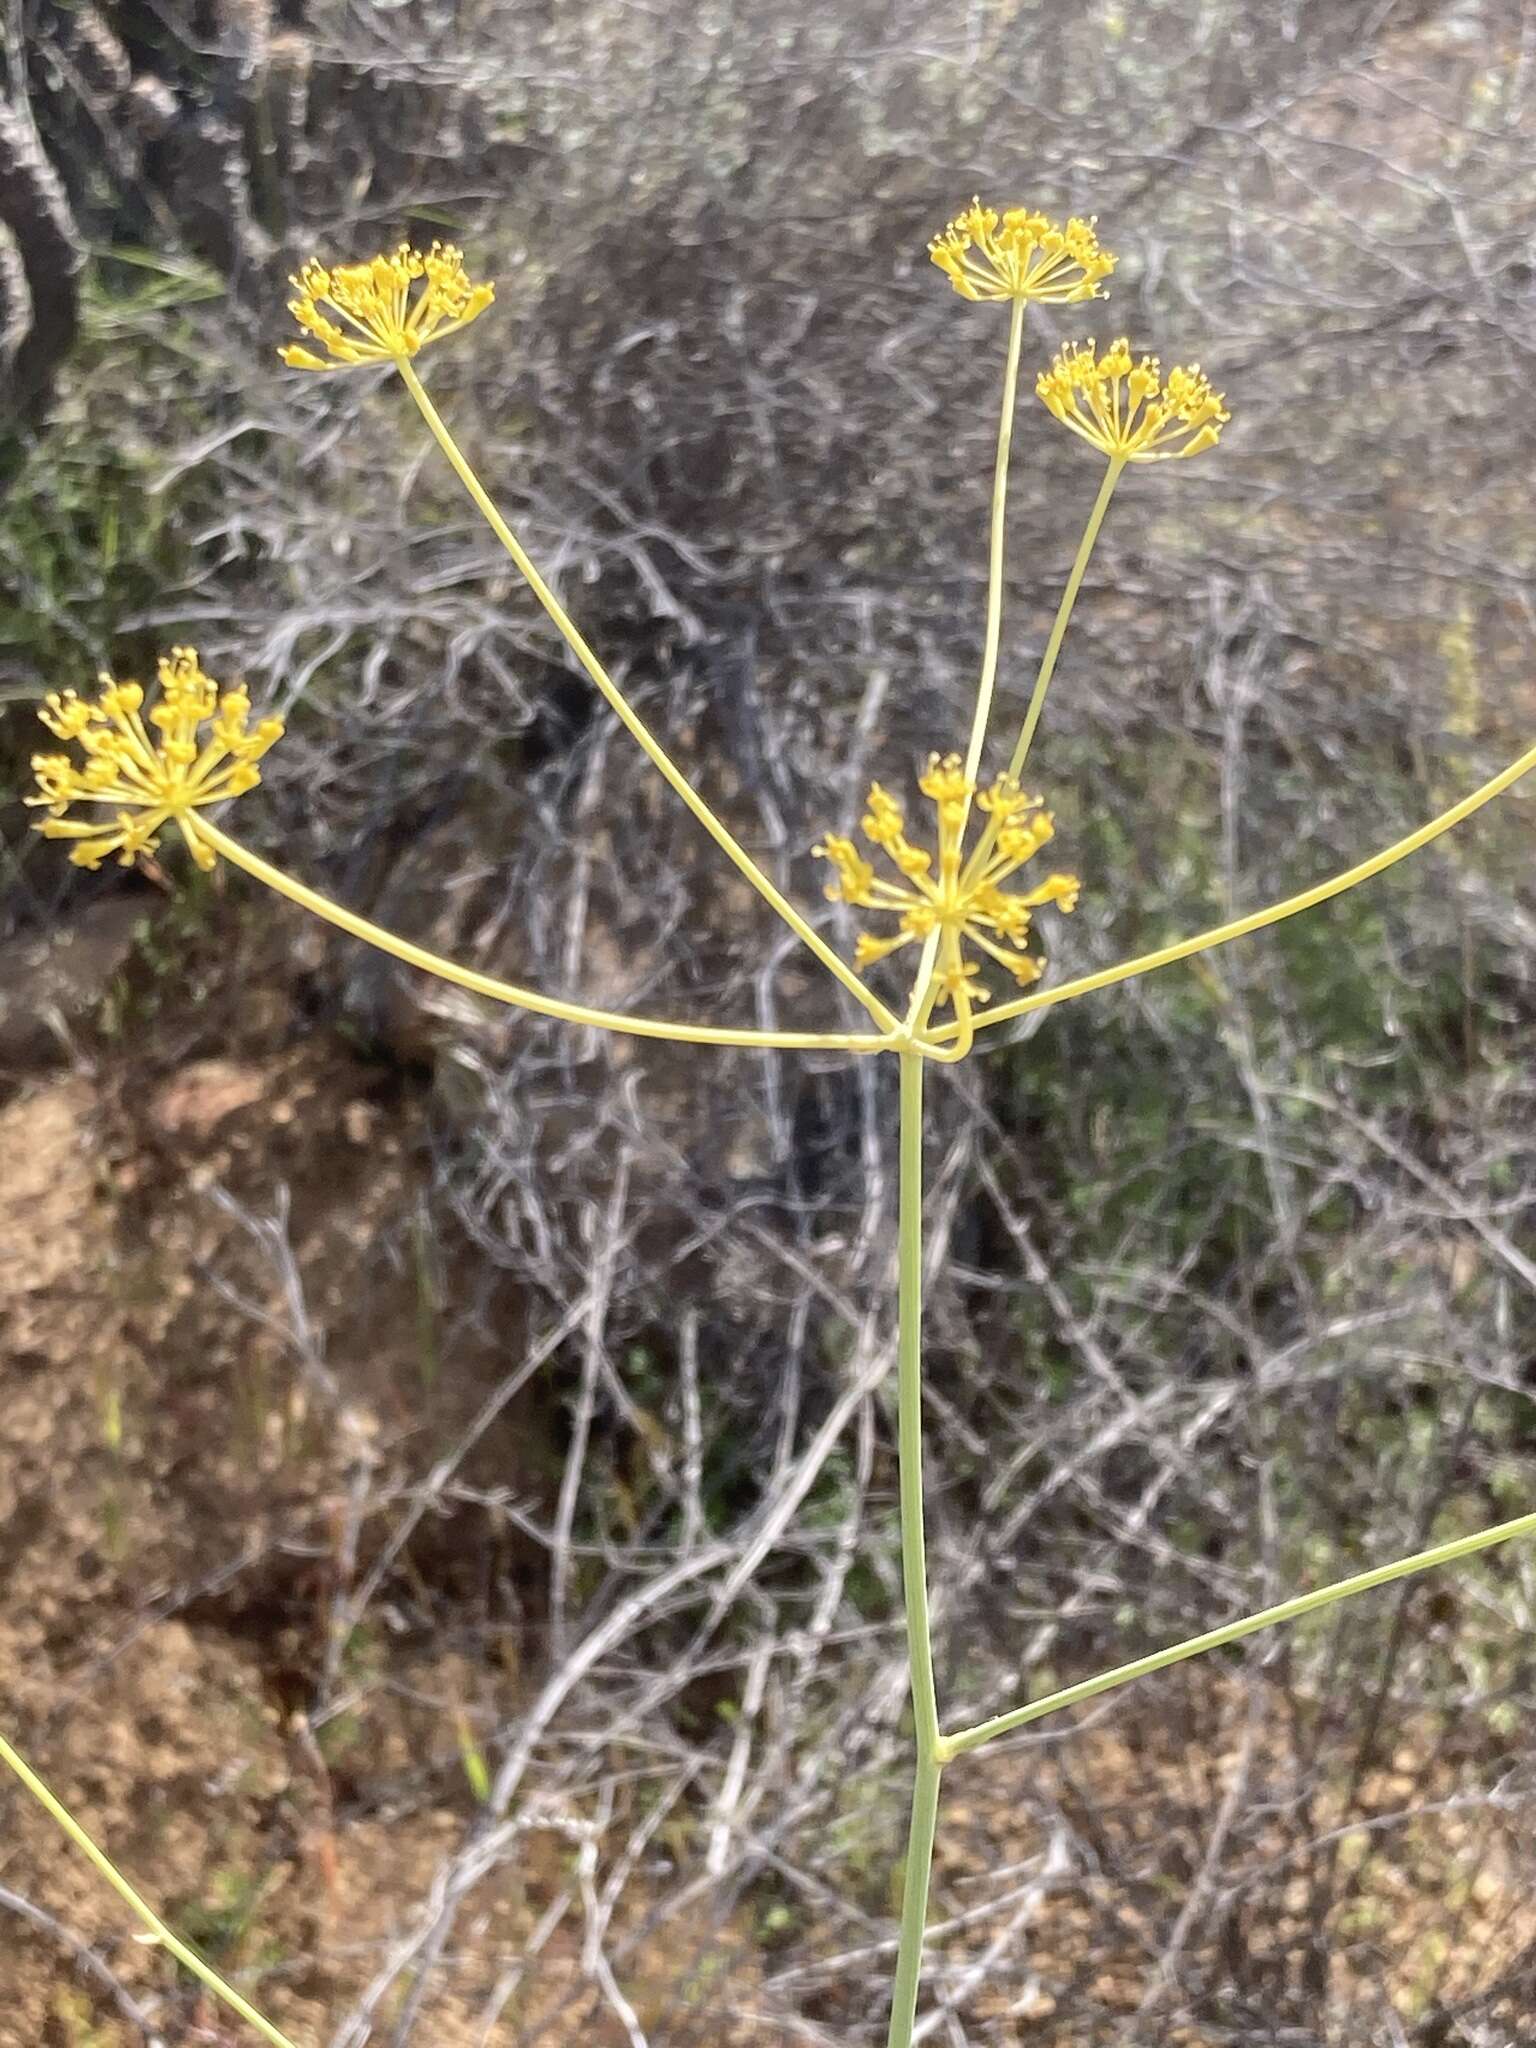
[454, 1712, 493, 1804]
[177, 1863, 286, 1970]
[2, 259, 217, 686]
[49, 1987, 120, 2048]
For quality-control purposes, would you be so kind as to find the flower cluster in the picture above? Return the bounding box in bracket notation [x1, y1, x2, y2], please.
[34, 213, 1229, 1045]
[929, 200, 1114, 305]
[815, 757, 1080, 1010]
[1036, 337, 1228, 462]
[280, 242, 495, 372]
[27, 648, 283, 870]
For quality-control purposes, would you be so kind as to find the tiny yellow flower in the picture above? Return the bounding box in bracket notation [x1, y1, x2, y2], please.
[929, 200, 1114, 305]
[1037, 337, 1229, 462]
[814, 756, 1080, 1008]
[26, 648, 283, 871]
[279, 241, 495, 371]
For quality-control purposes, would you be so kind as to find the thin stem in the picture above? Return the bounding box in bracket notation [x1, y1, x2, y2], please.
[935, 458, 1125, 941]
[393, 358, 899, 1036]
[904, 296, 1027, 1028]
[197, 822, 894, 1055]
[922, 736, 1536, 1043]
[1006, 455, 1124, 786]
[0, 1729, 301, 2048]
[886, 1051, 945, 2048]
[962, 294, 1028, 789]
[944, 1506, 1536, 1757]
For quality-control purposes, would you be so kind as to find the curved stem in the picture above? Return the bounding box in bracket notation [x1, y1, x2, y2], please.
[1006, 455, 1124, 785]
[922, 737, 1536, 1043]
[0, 1730, 301, 2048]
[944, 1506, 1536, 1757]
[887, 1051, 945, 2048]
[198, 822, 895, 1055]
[393, 358, 899, 1036]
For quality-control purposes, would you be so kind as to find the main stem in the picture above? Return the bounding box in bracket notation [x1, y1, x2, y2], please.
[887, 1051, 945, 2048]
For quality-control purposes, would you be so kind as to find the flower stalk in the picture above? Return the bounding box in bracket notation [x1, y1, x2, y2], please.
[392, 358, 902, 1038]
[198, 820, 892, 1054]
[1007, 454, 1123, 784]
[962, 293, 1028, 789]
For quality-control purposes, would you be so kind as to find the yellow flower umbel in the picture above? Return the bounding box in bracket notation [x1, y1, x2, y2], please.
[1037, 337, 1229, 462]
[815, 756, 1080, 1009]
[279, 241, 494, 371]
[27, 648, 283, 871]
[929, 200, 1114, 305]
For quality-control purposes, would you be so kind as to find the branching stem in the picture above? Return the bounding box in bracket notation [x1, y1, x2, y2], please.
[927, 736, 1536, 1041]
[904, 299, 1028, 1028]
[1006, 456, 1123, 785]
[944, 1506, 1536, 1756]
[962, 295, 1028, 790]
[948, 456, 1124, 912]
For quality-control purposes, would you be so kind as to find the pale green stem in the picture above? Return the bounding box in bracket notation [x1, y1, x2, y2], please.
[904, 297, 1027, 1029]
[393, 357, 901, 1038]
[888, 1754, 942, 2048]
[926, 735, 1536, 1044]
[197, 822, 893, 1057]
[962, 295, 1028, 789]
[1006, 455, 1124, 786]
[946, 457, 1125, 918]
[0, 1729, 302, 2048]
[886, 1051, 945, 2048]
[943, 1506, 1536, 1758]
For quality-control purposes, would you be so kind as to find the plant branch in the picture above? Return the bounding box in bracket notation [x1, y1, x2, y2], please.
[942, 1506, 1536, 1758]
[922, 737, 1536, 1043]
[198, 823, 895, 1054]
[394, 357, 900, 1034]
[905, 296, 1027, 1026]
[0, 1729, 301, 2048]
[1006, 455, 1124, 785]
[934, 455, 1125, 931]
[962, 295, 1028, 789]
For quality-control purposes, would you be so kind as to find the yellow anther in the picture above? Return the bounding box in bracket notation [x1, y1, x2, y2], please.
[929, 199, 1115, 305]
[279, 241, 495, 372]
[27, 648, 283, 872]
[1037, 337, 1229, 462]
[815, 760, 1081, 1010]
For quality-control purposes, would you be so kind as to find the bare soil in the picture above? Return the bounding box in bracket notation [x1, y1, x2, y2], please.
[2, 904, 1533, 2046]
